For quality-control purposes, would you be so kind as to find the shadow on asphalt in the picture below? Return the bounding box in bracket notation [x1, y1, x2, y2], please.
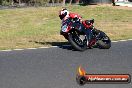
[31, 40, 99, 51]
[33, 41, 73, 50]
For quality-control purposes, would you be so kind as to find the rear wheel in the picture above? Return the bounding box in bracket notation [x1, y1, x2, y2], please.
[97, 31, 111, 49]
[68, 31, 87, 51]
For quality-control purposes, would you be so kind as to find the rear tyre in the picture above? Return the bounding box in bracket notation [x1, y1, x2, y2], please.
[97, 31, 111, 49]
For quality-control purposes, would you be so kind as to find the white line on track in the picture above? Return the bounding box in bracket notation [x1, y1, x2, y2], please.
[38, 47, 49, 49]
[1, 50, 12, 52]
[119, 40, 128, 41]
[13, 49, 24, 51]
[127, 39, 132, 41]
[112, 41, 118, 42]
[50, 46, 58, 48]
[26, 48, 38, 50]
[0, 39, 132, 52]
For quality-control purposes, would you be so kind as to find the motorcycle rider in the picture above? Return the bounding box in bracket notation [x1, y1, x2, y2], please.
[59, 8, 98, 48]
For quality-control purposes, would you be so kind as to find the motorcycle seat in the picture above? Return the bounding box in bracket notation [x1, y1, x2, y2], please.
[85, 19, 94, 25]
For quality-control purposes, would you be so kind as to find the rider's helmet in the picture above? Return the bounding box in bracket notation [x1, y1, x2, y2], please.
[59, 8, 69, 20]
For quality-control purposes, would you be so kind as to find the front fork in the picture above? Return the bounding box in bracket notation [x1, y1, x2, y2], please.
[85, 28, 99, 47]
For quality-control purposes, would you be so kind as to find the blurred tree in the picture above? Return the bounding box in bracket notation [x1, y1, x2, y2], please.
[69, 0, 72, 4]
[0, 0, 80, 6]
[0, 0, 2, 5]
[18, 0, 21, 4]
[76, 0, 79, 4]
[62, 0, 65, 6]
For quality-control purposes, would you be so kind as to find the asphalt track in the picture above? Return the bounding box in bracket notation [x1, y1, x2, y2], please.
[0, 40, 132, 88]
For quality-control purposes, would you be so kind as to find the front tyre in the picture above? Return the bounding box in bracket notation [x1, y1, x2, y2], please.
[97, 31, 111, 49]
[68, 31, 87, 51]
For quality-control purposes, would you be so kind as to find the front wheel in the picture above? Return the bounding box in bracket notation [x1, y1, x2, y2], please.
[68, 31, 87, 51]
[97, 31, 111, 49]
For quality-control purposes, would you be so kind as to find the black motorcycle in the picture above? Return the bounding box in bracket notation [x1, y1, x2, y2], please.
[60, 18, 111, 51]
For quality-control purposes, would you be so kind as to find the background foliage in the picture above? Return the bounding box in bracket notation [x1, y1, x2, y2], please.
[0, 0, 81, 6]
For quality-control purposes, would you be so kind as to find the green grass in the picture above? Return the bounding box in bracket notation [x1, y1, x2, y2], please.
[0, 5, 132, 50]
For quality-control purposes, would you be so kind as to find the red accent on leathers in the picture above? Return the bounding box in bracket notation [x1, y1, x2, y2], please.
[69, 13, 82, 19]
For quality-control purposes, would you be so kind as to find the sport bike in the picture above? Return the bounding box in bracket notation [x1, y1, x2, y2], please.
[60, 18, 111, 51]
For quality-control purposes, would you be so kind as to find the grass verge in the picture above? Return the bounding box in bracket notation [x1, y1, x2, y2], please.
[0, 5, 132, 50]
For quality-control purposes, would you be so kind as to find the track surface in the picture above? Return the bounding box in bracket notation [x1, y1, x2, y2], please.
[0, 41, 132, 88]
